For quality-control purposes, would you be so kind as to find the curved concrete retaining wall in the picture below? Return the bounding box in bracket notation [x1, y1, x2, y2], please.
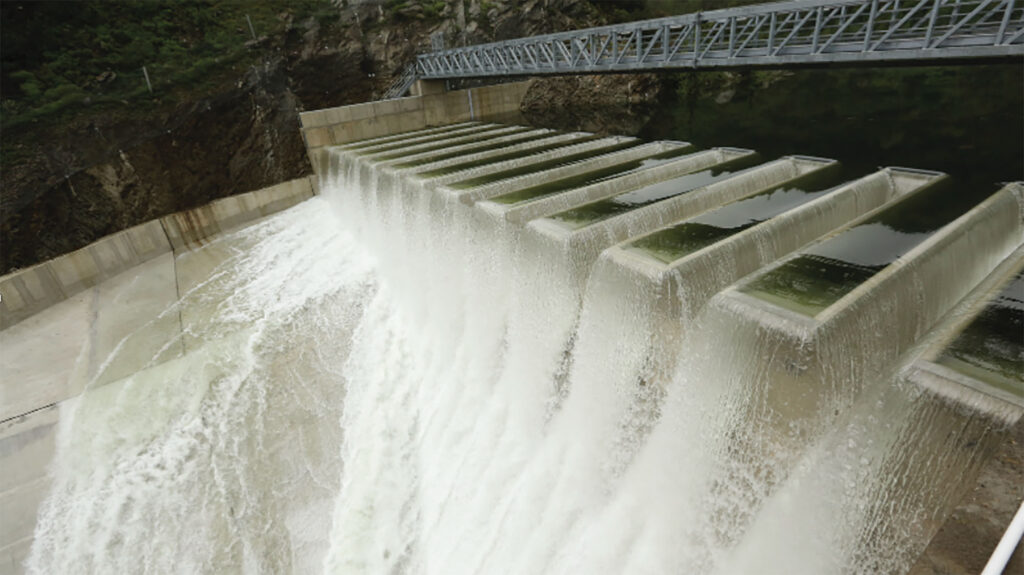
[0, 176, 317, 331]
[0, 175, 318, 573]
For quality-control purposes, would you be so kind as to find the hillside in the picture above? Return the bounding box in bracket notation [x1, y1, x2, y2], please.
[0, 0, 620, 273]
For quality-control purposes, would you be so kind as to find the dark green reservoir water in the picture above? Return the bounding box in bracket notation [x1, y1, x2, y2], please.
[417, 135, 602, 178]
[447, 140, 642, 190]
[936, 271, 1024, 398]
[490, 145, 696, 206]
[626, 167, 845, 264]
[390, 131, 556, 169]
[741, 179, 988, 317]
[368, 126, 531, 161]
[640, 66, 1022, 191]
[545, 153, 763, 230]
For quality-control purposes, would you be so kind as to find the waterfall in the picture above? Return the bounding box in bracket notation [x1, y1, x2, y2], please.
[22, 124, 1023, 575]
[25, 201, 376, 574]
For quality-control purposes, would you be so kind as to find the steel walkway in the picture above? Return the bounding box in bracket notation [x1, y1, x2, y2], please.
[412, 0, 1023, 82]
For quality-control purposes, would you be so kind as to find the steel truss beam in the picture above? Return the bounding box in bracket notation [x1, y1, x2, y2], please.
[412, 0, 1023, 80]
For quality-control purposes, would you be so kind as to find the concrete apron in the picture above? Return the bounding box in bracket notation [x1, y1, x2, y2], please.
[0, 176, 316, 574]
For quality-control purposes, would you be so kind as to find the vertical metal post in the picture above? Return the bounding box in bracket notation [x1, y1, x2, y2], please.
[246, 14, 256, 40]
[612, 31, 618, 61]
[813, 6, 823, 53]
[142, 66, 153, 92]
[663, 24, 670, 60]
[865, 0, 878, 50]
[997, 0, 1016, 44]
[694, 13, 701, 63]
[468, 88, 475, 120]
[729, 16, 737, 56]
[768, 11, 776, 53]
[925, 0, 941, 47]
[635, 30, 641, 60]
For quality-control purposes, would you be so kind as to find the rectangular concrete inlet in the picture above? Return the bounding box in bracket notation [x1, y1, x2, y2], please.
[422, 136, 635, 193]
[386, 129, 558, 169]
[623, 166, 847, 264]
[593, 168, 940, 387]
[337, 121, 482, 151]
[525, 155, 835, 295]
[541, 151, 765, 230]
[925, 259, 1024, 414]
[446, 138, 644, 190]
[351, 123, 499, 156]
[706, 182, 1024, 460]
[392, 132, 584, 176]
[414, 133, 604, 179]
[319, 130, 611, 219]
[846, 247, 1024, 570]
[711, 249, 1024, 574]
[477, 147, 731, 225]
[741, 176, 1002, 317]
[484, 145, 698, 207]
[366, 125, 532, 162]
[437, 141, 693, 208]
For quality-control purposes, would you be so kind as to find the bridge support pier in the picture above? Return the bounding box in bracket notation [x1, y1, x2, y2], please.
[411, 79, 447, 96]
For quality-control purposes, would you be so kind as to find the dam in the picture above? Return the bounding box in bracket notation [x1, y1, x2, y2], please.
[1, 78, 1022, 574]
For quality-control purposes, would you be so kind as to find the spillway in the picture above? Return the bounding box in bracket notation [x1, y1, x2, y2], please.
[1, 120, 1021, 575]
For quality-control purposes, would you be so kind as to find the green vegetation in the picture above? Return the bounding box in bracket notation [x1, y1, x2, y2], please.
[382, 0, 448, 22]
[590, 0, 768, 23]
[0, 0, 337, 131]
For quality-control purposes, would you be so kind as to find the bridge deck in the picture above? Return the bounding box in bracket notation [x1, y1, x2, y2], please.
[413, 0, 1023, 82]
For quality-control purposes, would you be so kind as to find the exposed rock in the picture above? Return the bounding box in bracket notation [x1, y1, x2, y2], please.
[1, 60, 310, 272]
[714, 88, 736, 104]
[520, 73, 663, 136]
[0, 0, 607, 273]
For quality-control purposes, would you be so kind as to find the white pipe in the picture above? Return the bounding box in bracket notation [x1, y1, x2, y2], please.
[981, 499, 1024, 575]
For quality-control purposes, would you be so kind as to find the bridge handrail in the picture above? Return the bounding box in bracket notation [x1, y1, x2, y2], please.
[436, 0, 869, 48]
[383, 64, 419, 100]
[416, 0, 1024, 78]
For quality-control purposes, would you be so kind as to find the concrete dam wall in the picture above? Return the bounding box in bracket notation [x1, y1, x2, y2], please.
[0, 76, 1021, 574]
[311, 116, 1022, 572]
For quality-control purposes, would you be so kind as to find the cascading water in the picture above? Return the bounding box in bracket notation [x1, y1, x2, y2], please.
[25, 203, 377, 574]
[22, 123, 1022, 575]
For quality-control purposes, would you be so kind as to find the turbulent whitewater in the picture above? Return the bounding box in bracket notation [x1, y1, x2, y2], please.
[24, 126, 1022, 574]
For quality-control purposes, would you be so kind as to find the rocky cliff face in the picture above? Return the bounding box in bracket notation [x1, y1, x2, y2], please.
[2, 60, 310, 272]
[2, 0, 652, 273]
[520, 73, 662, 136]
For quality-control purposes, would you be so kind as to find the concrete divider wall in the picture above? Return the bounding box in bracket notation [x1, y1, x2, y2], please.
[299, 81, 533, 174]
[0, 176, 317, 331]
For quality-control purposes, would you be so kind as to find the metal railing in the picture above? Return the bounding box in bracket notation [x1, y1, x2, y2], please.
[383, 64, 419, 99]
[415, 0, 1023, 79]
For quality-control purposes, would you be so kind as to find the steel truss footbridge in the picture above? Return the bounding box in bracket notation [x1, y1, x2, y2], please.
[386, 0, 1022, 96]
